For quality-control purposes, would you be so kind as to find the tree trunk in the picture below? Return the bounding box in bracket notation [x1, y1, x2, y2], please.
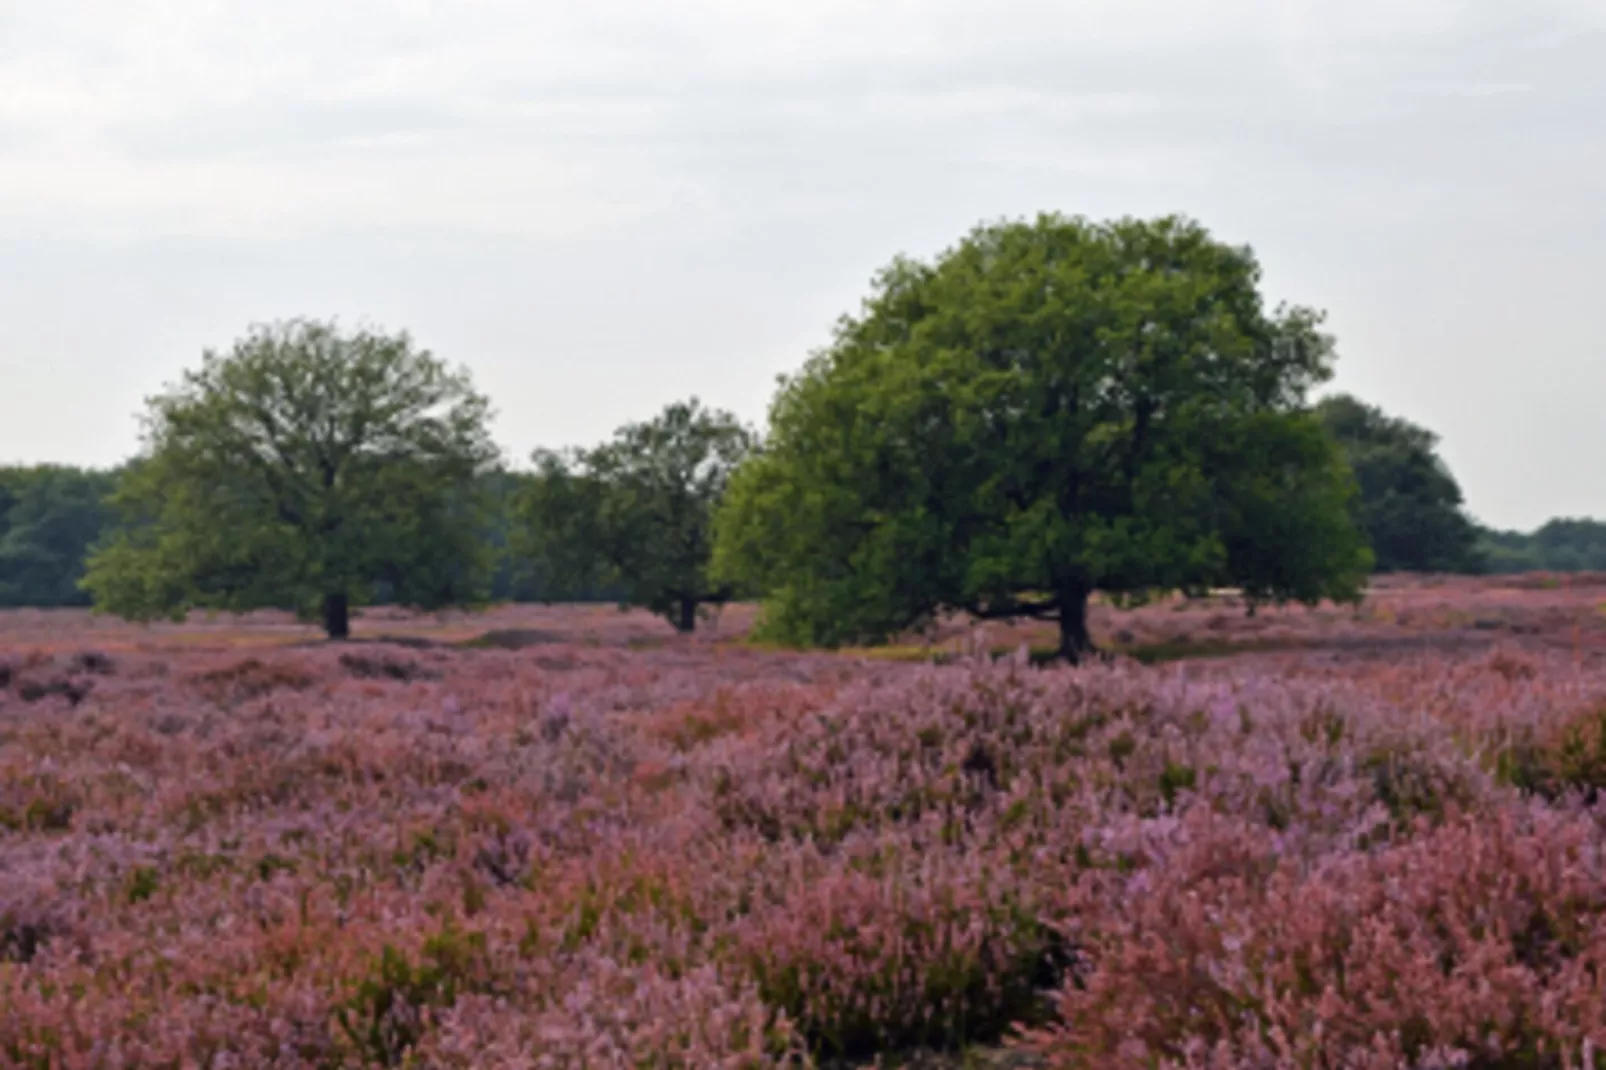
[323, 592, 350, 641]
[1056, 586, 1095, 664]
[674, 597, 697, 634]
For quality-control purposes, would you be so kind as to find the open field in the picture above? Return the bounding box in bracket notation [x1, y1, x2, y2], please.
[6, 575, 1606, 1066]
[5, 571, 1605, 662]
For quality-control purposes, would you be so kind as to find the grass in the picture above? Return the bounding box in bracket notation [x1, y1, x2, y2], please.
[837, 638, 1305, 668]
[1114, 637, 1307, 665]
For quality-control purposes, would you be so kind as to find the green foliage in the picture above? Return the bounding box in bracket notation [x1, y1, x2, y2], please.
[1211, 411, 1376, 605]
[0, 466, 118, 607]
[475, 468, 623, 604]
[81, 319, 500, 639]
[124, 866, 161, 905]
[1315, 394, 1482, 574]
[1494, 708, 1606, 802]
[713, 213, 1371, 660]
[0, 779, 77, 834]
[334, 926, 491, 1067]
[512, 398, 755, 632]
[1478, 518, 1606, 574]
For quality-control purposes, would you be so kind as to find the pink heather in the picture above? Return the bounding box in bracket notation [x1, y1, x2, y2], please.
[2, 585, 1606, 1066]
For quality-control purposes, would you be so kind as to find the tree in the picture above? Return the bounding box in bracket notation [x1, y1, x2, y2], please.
[0, 465, 118, 607]
[512, 398, 755, 632]
[1314, 394, 1482, 574]
[82, 319, 500, 639]
[713, 213, 1371, 662]
[478, 468, 559, 605]
[1527, 519, 1606, 572]
[1478, 518, 1606, 574]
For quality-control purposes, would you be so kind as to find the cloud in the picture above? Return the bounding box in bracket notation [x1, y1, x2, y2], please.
[2, 0, 1595, 239]
[0, 0, 1602, 526]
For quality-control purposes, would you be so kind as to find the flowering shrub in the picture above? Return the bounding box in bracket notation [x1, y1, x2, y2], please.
[2, 596, 1606, 1066]
[1494, 705, 1606, 803]
[1026, 805, 1606, 1068]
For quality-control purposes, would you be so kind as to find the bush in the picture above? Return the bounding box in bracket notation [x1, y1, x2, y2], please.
[1024, 807, 1606, 1069]
[335, 926, 494, 1067]
[1495, 706, 1606, 803]
[190, 656, 316, 704]
[67, 650, 115, 676]
[11, 676, 92, 706]
[743, 859, 1067, 1058]
[339, 651, 441, 683]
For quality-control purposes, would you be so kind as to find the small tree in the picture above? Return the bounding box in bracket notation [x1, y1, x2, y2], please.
[512, 399, 755, 633]
[713, 213, 1372, 662]
[83, 319, 499, 639]
[1315, 394, 1483, 574]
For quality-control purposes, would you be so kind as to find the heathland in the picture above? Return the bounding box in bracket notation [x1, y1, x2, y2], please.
[5, 574, 1606, 1067]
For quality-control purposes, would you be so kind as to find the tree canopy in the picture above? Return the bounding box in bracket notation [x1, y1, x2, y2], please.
[82, 319, 500, 638]
[0, 465, 118, 607]
[713, 213, 1372, 661]
[512, 398, 755, 632]
[1315, 394, 1483, 574]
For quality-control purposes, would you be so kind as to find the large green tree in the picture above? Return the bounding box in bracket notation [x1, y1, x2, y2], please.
[1315, 394, 1482, 573]
[512, 398, 755, 632]
[0, 465, 118, 607]
[83, 319, 500, 639]
[713, 213, 1371, 661]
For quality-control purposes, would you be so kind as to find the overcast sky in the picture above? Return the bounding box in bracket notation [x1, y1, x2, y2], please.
[1, 1, 1601, 530]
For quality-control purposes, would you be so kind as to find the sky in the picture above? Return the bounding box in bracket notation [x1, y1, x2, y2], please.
[1, 1, 1601, 531]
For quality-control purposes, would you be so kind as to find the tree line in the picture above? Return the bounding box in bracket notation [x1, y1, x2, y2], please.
[0, 465, 626, 611]
[1476, 519, 1606, 575]
[3, 214, 1598, 655]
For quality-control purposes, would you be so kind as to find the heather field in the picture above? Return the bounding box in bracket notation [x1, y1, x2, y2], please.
[5, 577, 1606, 1067]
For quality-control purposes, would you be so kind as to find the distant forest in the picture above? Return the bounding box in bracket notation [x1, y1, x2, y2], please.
[1476, 519, 1606, 575]
[2, 460, 1601, 610]
[0, 465, 626, 610]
